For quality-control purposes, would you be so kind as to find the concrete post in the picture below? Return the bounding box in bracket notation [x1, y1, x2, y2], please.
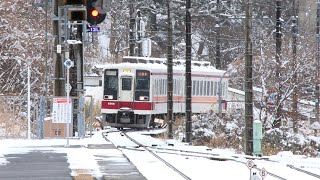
[253, 120, 263, 156]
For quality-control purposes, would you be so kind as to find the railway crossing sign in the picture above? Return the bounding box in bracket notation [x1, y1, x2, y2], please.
[259, 168, 268, 179]
[246, 159, 255, 169]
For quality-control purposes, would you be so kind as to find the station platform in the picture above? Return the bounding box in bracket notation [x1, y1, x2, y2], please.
[0, 132, 147, 180]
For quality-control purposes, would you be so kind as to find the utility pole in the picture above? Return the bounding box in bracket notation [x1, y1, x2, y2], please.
[137, 10, 142, 57]
[167, 0, 173, 139]
[129, 0, 136, 56]
[215, 0, 221, 69]
[244, 0, 253, 155]
[292, 0, 298, 133]
[274, 0, 282, 128]
[316, 0, 320, 124]
[44, 0, 49, 99]
[53, 0, 65, 96]
[185, 0, 192, 143]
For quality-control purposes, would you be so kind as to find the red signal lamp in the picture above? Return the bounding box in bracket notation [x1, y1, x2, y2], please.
[91, 9, 99, 17]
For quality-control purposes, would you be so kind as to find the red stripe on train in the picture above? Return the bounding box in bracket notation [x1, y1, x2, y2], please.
[101, 101, 153, 110]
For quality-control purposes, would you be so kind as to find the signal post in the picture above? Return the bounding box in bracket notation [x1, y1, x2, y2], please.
[52, 0, 108, 137]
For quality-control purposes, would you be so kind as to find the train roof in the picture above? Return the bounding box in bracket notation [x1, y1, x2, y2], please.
[95, 56, 227, 76]
[122, 56, 212, 67]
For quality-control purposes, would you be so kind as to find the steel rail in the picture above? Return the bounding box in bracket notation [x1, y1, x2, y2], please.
[287, 165, 320, 179]
[122, 132, 192, 180]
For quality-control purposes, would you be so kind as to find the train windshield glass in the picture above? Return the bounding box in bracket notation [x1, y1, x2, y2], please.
[135, 70, 150, 101]
[104, 69, 118, 100]
[136, 70, 150, 89]
[136, 79, 149, 89]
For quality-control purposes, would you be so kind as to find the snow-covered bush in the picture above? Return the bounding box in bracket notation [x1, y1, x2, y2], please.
[263, 128, 320, 157]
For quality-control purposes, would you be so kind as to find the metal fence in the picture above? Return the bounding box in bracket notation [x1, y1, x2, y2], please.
[0, 96, 93, 139]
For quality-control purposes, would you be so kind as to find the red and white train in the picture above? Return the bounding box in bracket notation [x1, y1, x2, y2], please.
[101, 56, 228, 128]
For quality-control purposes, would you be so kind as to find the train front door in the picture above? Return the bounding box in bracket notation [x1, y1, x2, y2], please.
[120, 76, 134, 104]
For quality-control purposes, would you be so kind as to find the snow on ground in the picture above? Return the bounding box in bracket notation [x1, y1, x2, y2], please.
[1, 130, 320, 179]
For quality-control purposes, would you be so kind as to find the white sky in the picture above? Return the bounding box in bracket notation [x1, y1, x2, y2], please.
[1, 130, 320, 180]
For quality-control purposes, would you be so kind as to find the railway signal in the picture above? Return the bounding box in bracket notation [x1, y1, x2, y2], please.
[62, 0, 86, 5]
[86, 0, 108, 25]
[63, 0, 87, 21]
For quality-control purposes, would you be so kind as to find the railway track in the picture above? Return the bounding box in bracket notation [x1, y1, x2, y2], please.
[121, 131, 192, 180]
[124, 145, 289, 180]
[286, 164, 320, 179]
[102, 129, 320, 180]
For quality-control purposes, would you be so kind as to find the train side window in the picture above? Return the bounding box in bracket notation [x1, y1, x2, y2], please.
[162, 79, 165, 95]
[192, 80, 195, 95]
[198, 81, 200, 96]
[210, 81, 214, 96]
[208, 81, 210, 96]
[195, 81, 198, 95]
[161, 79, 162, 95]
[177, 80, 180, 95]
[157, 79, 161, 95]
[202, 81, 207, 96]
[208, 81, 211, 96]
[214, 82, 217, 95]
[173, 79, 176, 95]
[160, 79, 162, 95]
[176, 80, 179, 95]
[222, 82, 226, 96]
[165, 79, 167, 95]
[196, 81, 199, 96]
[155, 79, 157, 95]
[200, 81, 203, 96]
[203, 81, 206, 96]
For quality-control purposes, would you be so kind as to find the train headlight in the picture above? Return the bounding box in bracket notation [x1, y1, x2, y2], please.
[139, 96, 149, 101]
[104, 95, 113, 99]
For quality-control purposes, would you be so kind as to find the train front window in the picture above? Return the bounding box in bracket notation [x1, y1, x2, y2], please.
[136, 79, 149, 89]
[135, 70, 150, 101]
[108, 76, 118, 88]
[122, 78, 132, 90]
[104, 69, 118, 100]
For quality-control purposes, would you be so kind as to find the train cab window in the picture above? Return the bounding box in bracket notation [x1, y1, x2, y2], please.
[136, 79, 149, 89]
[135, 70, 150, 101]
[122, 78, 132, 90]
[104, 69, 118, 100]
